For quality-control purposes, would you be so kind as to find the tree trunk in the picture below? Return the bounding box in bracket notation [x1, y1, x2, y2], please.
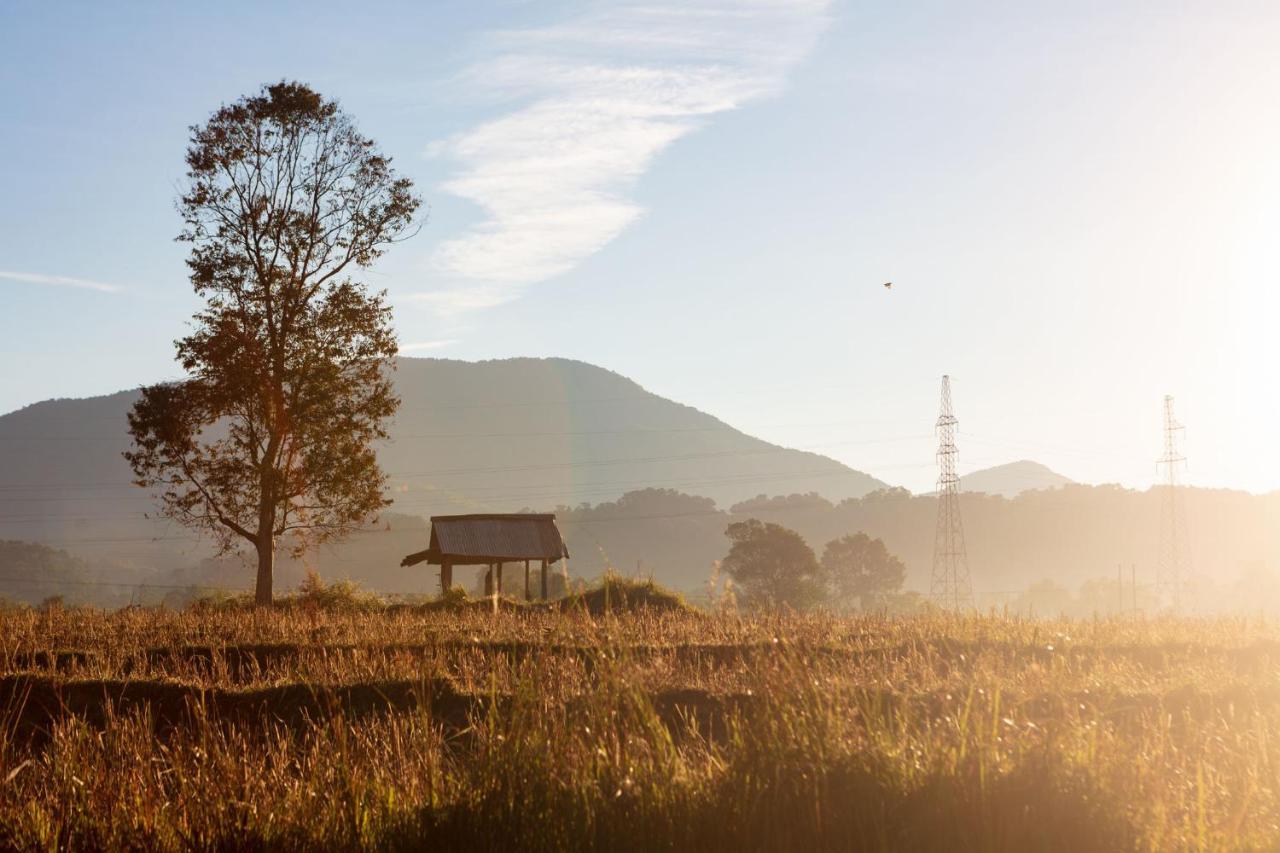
[255, 455, 278, 608]
[255, 539, 274, 607]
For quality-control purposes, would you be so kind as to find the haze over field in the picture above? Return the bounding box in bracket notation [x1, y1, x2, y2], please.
[2, 358, 1278, 614]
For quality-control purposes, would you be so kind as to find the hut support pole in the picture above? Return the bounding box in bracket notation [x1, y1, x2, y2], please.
[441, 561, 452, 595]
[484, 565, 493, 597]
[524, 559, 531, 601]
[497, 562, 504, 596]
[541, 559, 548, 600]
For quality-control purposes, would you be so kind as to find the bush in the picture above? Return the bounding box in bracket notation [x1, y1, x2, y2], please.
[560, 573, 690, 615]
[291, 570, 377, 611]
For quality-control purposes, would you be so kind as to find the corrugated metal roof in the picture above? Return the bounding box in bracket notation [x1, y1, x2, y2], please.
[400, 513, 569, 567]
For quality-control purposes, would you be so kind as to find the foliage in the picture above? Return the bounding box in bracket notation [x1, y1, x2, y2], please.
[558, 572, 690, 615]
[560, 487, 718, 518]
[729, 491, 834, 514]
[1014, 579, 1074, 618]
[435, 585, 472, 608]
[820, 532, 907, 610]
[125, 82, 420, 605]
[535, 484, 1280, 611]
[876, 589, 927, 616]
[720, 519, 825, 610]
[193, 571, 380, 612]
[293, 569, 378, 611]
[0, 541, 94, 606]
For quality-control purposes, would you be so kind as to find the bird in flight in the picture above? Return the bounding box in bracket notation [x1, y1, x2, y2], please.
[883, 282, 893, 290]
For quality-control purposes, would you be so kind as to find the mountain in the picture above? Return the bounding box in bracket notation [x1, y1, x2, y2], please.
[4, 365, 1280, 611]
[960, 460, 1072, 498]
[379, 358, 885, 513]
[0, 357, 886, 587]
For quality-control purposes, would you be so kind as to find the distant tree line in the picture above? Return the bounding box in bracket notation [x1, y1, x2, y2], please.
[718, 519, 910, 612]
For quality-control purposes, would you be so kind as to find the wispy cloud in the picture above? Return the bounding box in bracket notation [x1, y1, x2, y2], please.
[399, 339, 460, 353]
[402, 287, 512, 318]
[0, 270, 122, 293]
[421, 0, 830, 311]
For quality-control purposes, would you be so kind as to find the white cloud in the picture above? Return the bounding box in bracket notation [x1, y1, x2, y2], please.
[421, 0, 830, 311]
[399, 339, 459, 352]
[0, 270, 122, 293]
[402, 287, 513, 318]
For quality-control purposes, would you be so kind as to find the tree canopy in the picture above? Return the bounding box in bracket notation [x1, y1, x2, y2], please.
[820, 532, 906, 610]
[720, 519, 824, 610]
[126, 81, 421, 605]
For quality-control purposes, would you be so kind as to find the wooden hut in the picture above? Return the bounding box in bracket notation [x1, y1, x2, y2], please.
[400, 513, 569, 599]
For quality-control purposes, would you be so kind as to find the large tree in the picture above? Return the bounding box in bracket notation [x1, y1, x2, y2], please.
[126, 82, 420, 605]
[820, 532, 905, 611]
[721, 519, 825, 610]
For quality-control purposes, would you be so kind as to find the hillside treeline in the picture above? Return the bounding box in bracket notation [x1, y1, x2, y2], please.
[5, 484, 1280, 613]
[548, 485, 1280, 612]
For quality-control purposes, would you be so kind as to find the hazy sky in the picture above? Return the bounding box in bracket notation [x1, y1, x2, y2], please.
[3, 1, 1279, 494]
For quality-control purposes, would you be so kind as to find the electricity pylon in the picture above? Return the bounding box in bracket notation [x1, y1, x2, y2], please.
[1156, 394, 1187, 611]
[930, 375, 973, 610]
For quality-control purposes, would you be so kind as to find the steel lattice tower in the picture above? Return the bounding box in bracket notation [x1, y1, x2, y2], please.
[930, 375, 973, 609]
[1156, 394, 1187, 610]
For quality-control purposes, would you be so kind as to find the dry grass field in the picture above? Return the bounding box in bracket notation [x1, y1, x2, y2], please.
[0, 582, 1276, 851]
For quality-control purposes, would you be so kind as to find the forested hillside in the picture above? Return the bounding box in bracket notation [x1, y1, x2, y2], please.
[549, 485, 1280, 611]
[0, 357, 884, 582]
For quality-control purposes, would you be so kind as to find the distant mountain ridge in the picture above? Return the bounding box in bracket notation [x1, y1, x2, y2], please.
[379, 358, 886, 513]
[6, 367, 1280, 611]
[960, 460, 1073, 498]
[0, 357, 887, 571]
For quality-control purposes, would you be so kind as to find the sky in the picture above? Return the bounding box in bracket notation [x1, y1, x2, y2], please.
[2, 0, 1279, 494]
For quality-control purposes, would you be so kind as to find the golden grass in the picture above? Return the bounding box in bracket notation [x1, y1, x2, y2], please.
[0, 603, 1276, 850]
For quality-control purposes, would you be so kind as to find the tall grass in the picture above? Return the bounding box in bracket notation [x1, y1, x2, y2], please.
[0, 603, 1276, 849]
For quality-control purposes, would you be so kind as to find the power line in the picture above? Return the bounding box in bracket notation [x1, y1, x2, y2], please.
[0, 574, 247, 592]
[0, 452, 1029, 528]
[4, 388, 884, 425]
[0, 469, 852, 522]
[3, 394, 655, 425]
[382, 438, 925, 481]
[4, 454, 1025, 527]
[958, 431, 1117, 461]
[0, 417, 919, 442]
[5, 485, 927, 547]
[0, 433, 935, 494]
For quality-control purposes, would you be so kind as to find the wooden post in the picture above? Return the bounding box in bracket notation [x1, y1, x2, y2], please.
[442, 561, 452, 595]
[484, 564, 493, 597]
[496, 562, 504, 596]
[541, 559, 548, 600]
[524, 559, 531, 601]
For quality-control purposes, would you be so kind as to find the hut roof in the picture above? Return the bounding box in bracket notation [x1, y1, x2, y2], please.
[400, 513, 569, 567]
